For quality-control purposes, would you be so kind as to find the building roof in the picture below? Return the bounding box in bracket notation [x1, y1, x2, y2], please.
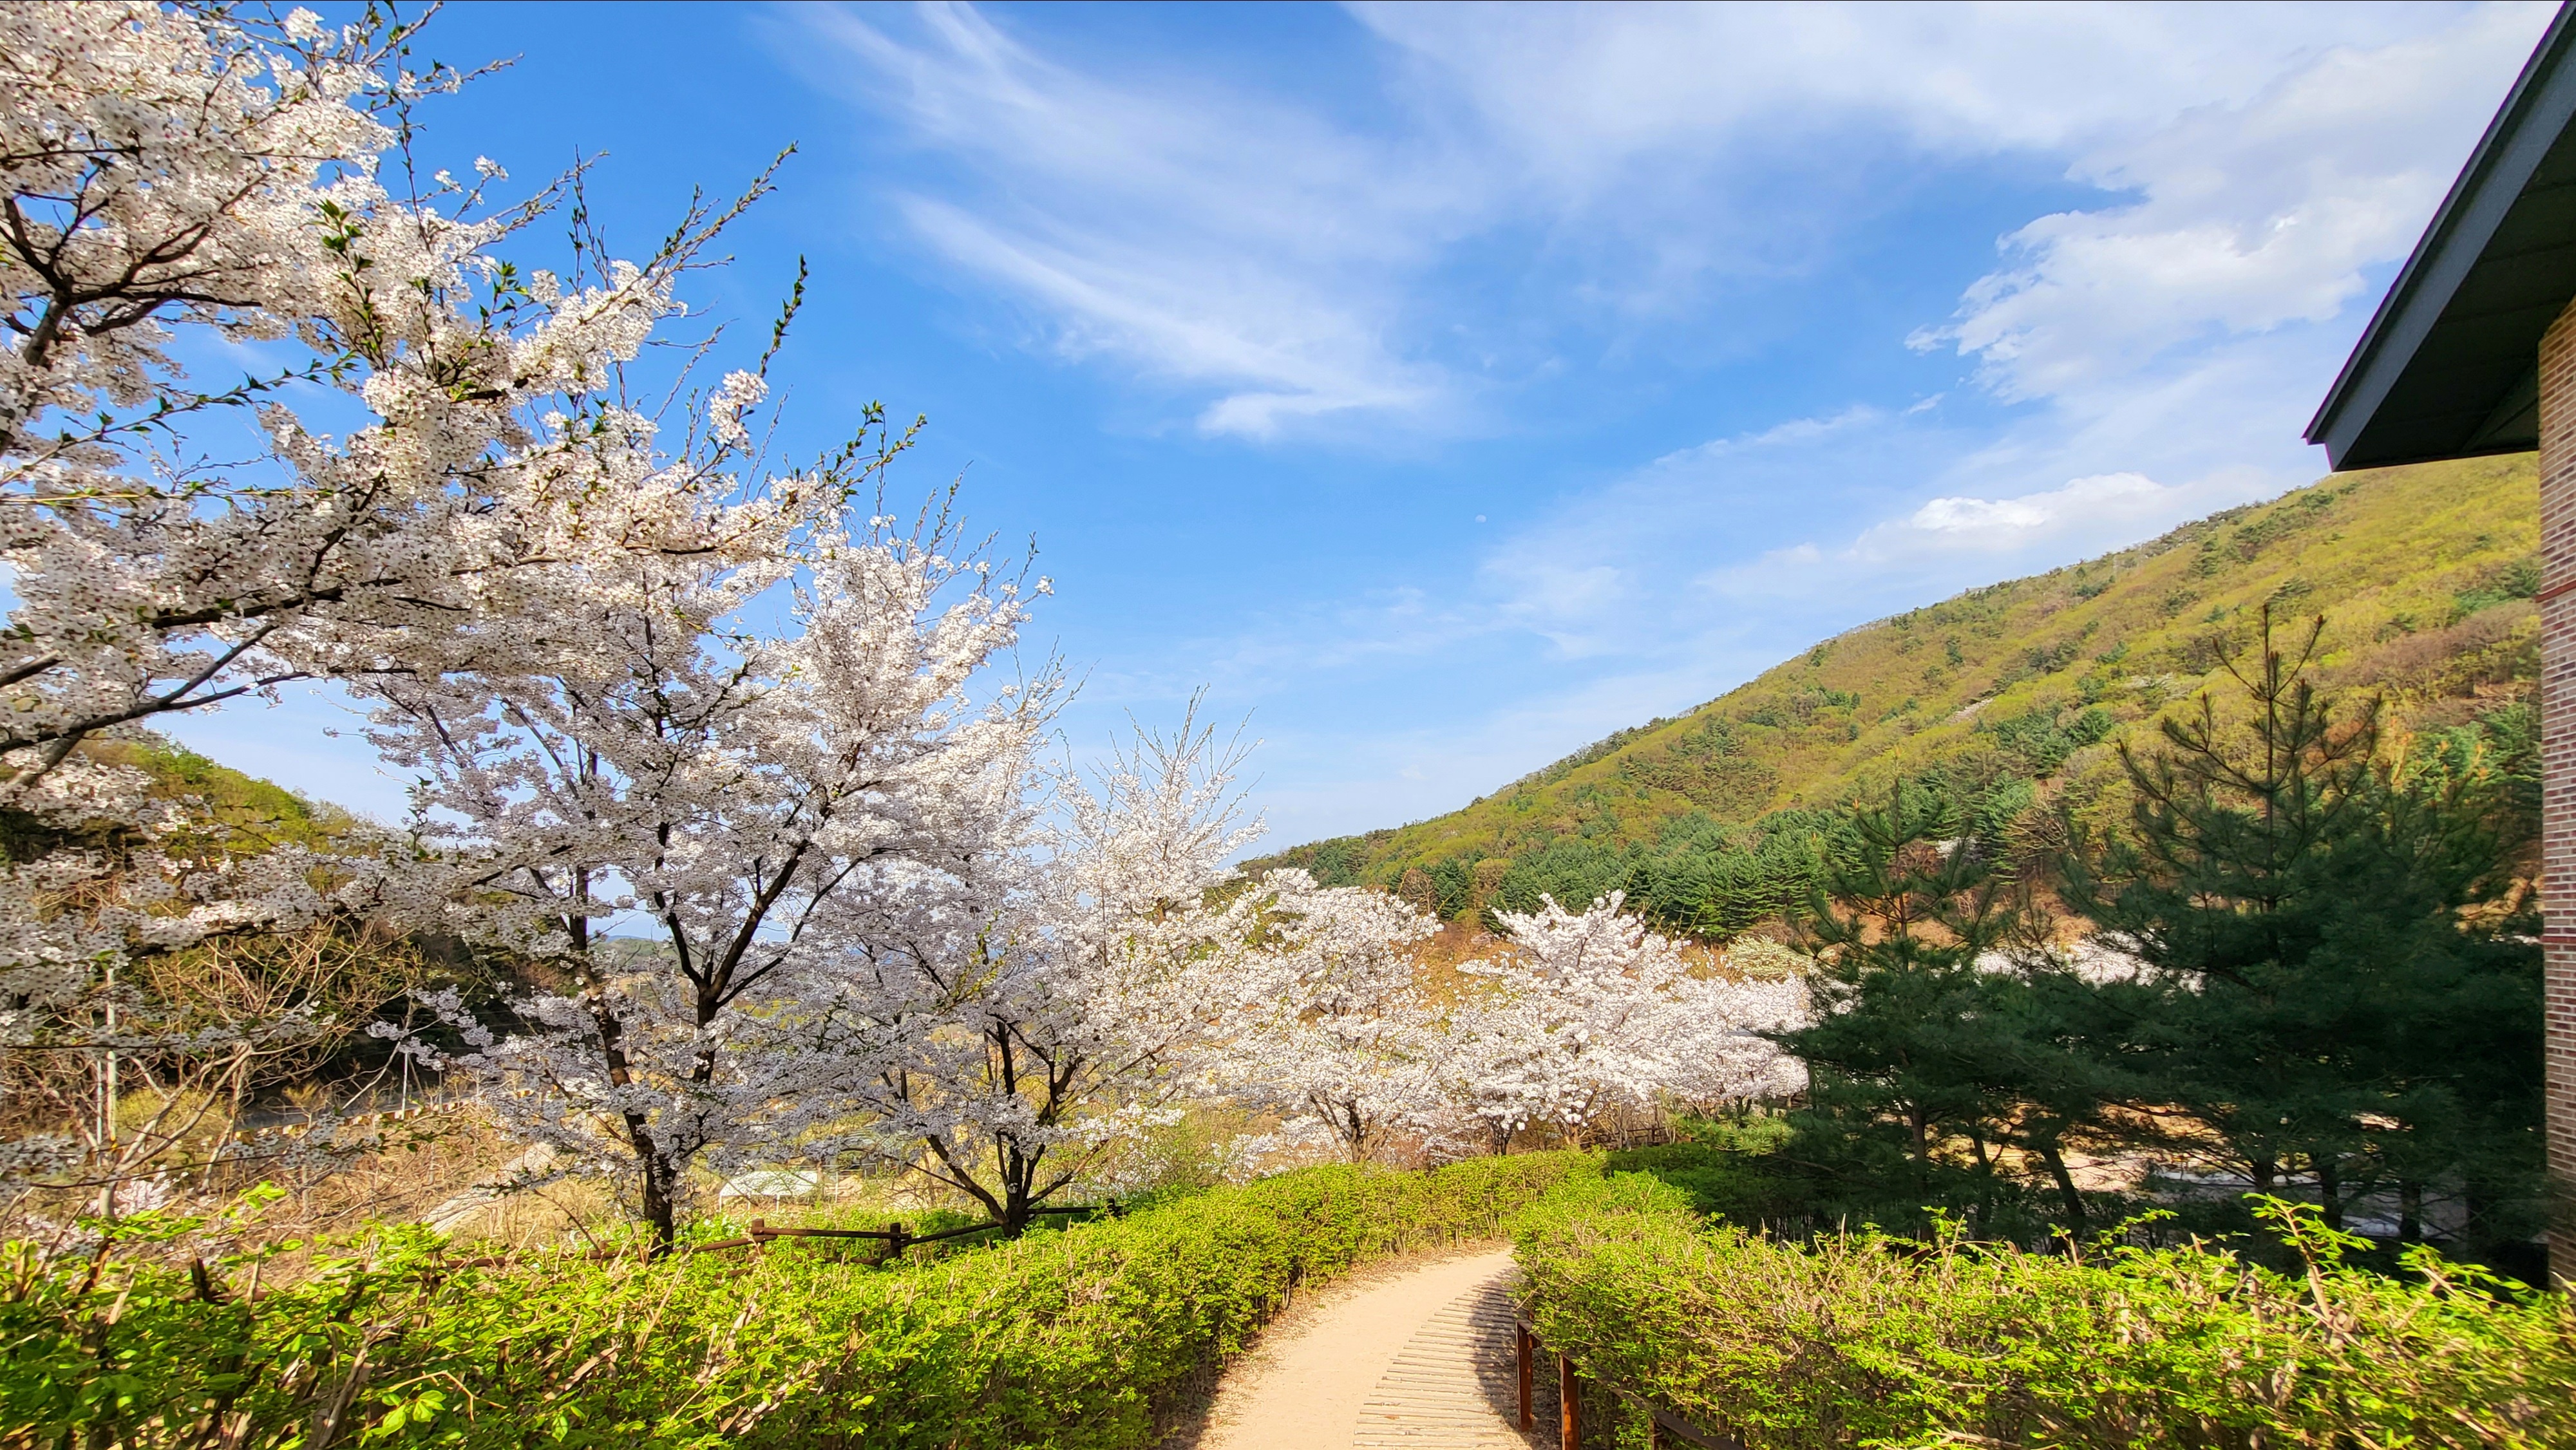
[2308, 5, 2576, 471]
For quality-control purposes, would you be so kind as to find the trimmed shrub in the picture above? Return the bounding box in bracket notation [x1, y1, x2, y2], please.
[4, 1152, 1593, 1449]
[1515, 1172, 2576, 1449]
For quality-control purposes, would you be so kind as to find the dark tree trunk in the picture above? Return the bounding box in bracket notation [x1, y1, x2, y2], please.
[2036, 1142, 2087, 1232]
[639, 1140, 681, 1252]
[566, 876, 681, 1256]
[1003, 1176, 1030, 1237]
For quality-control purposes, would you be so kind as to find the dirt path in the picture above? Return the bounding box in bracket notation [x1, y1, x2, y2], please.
[1184, 1246, 1535, 1450]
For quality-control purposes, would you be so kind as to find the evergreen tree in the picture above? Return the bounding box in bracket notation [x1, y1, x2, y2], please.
[2062, 608, 2543, 1259]
[1784, 783, 2121, 1231]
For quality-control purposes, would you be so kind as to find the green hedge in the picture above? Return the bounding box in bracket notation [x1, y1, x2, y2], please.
[1515, 1172, 2576, 1449]
[4, 1152, 1590, 1450]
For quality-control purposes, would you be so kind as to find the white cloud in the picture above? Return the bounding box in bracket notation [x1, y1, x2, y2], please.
[1913, 3, 2551, 402]
[1877, 471, 2166, 547]
[784, 3, 2532, 439]
[790, 3, 1464, 438]
[1350, 0, 2497, 319]
[1353, 3, 2424, 166]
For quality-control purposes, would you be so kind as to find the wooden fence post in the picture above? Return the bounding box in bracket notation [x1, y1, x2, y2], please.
[1516, 1324, 1533, 1430]
[1513, 1323, 1738, 1450]
[1558, 1351, 1581, 1450]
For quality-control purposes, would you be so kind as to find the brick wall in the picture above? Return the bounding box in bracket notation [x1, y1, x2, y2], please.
[2541, 297, 2576, 1282]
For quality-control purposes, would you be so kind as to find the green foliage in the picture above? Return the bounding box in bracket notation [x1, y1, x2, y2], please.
[2409, 697, 2541, 860]
[2453, 553, 2543, 619]
[1515, 1172, 2576, 1449]
[2, 1154, 1596, 1450]
[1776, 784, 2127, 1238]
[2063, 611, 2544, 1260]
[1486, 837, 1629, 918]
[1601, 1117, 1805, 1225]
[1984, 702, 2114, 777]
[1470, 809, 1844, 937]
[1755, 613, 2543, 1265]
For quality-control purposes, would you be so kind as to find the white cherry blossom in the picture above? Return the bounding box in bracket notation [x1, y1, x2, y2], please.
[371, 503, 1052, 1247]
[1443, 893, 1810, 1145]
[1197, 871, 1448, 1163]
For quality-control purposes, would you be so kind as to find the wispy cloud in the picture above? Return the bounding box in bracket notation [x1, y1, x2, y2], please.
[789, 3, 1466, 437]
[1657, 404, 1888, 461]
[1912, 4, 2549, 404]
[786, 2, 2539, 448]
[1355, 3, 2369, 167]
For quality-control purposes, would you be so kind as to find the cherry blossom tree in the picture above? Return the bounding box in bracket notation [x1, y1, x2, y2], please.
[837, 709, 1265, 1232]
[1200, 873, 1448, 1163]
[0, 6, 839, 1218]
[1, 3, 790, 839]
[0, 3, 795, 1204]
[0, 3, 723, 778]
[1444, 893, 1808, 1147]
[372, 486, 1052, 1247]
[1656, 972, 1811, 1115]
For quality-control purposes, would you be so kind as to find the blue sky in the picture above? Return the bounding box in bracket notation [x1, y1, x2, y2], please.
[167, 0, 2555, 854]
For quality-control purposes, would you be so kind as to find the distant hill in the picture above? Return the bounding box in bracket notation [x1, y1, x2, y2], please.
[1253, 453, 2541, 936]
[0, 731, 368, 865]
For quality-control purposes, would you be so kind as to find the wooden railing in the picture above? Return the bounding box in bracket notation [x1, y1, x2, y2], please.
[1515, 1319, 1743, 1450]
[436, 1203, 1121, 1270]
[711, 1205, 1113, 1262]
[703, 1202, 1120, 1263]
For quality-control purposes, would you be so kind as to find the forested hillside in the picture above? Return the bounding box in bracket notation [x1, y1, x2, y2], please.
[1255, 453, 2541, 935]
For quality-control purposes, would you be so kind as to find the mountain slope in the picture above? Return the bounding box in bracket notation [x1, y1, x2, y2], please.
[1255, 453, 2541, 930]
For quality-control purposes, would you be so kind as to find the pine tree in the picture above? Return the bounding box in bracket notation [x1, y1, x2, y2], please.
[2063, 608, 2543, 1261]
[1785, 782, 2117, 1230]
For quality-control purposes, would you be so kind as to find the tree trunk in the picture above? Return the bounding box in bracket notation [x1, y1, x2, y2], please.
[2036, 1142, 2087, 1232]
[2316, 1157, 2344, 1231]
[998, 1130, 1036, 1236]
[2400, 1179, 2423, 1244]
[639, 1142, 680, 1253]
[2462, 1176, 2505, 1260]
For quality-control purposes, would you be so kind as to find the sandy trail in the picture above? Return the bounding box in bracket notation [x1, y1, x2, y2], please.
[1187, 1246, 1535, 1450]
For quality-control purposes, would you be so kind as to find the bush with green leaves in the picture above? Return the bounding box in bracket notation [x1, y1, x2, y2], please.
[3, 1153, 1593, 1450]
[1515, 1171, 2576, 1449]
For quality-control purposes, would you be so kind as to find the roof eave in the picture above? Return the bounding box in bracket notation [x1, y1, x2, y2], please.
[2307, 4, 2576, 469]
